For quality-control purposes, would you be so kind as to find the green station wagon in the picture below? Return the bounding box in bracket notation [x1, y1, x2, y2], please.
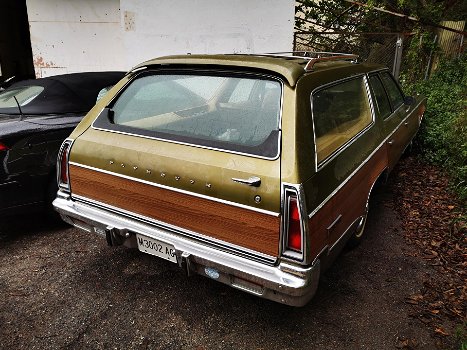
[53, 52, 426, 306]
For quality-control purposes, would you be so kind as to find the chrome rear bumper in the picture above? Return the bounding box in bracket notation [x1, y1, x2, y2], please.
[53, 192, 320, 306]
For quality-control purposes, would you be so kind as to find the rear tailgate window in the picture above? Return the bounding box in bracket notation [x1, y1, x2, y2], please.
[93, 71, 282, 158]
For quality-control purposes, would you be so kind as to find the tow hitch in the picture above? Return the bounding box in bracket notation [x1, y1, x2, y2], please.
[105, 226, 130, 246]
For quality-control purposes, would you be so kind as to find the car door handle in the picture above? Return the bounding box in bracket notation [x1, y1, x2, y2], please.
[388, 140, 394, 146]
[231, 176, 261, 187]
[404, 121, 409, 126]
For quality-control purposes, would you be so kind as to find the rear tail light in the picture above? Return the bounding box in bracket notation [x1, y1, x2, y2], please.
[287, 197, 302, 251]
[0, 142, 9, 151]
[57, 140, 72, 192]
[283, 189, 305, 260]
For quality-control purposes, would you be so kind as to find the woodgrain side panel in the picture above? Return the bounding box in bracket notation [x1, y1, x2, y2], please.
[330, 146, 387, 243]
[69, 165, 280, 256]
[308, 146, 387, 259]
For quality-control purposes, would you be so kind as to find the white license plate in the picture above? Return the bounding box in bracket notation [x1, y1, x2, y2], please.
[136, 234, 177, 263]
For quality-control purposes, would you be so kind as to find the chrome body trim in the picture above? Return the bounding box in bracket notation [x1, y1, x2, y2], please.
[68, 162, 279, 217]
[328, 217, 360, 253]
[90, 69, 284, 161]
[57, 139, 74, 192]
[308, 141, 383, 219]
[128, 66, 147, 74]
[312, 246, 329, 266]
[327, 165, 382, 254]
[70, 193, 276, 264]
[90, 126, 282, 161]
[326, 214, 342, 232]
[53, 194, 320, 306]
[280, 183, 311, 264]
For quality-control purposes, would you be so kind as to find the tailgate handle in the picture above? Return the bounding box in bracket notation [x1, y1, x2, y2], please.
[231, 176, 261, 187]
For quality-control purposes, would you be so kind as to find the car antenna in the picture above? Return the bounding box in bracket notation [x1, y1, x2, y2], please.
[13, 95, 24, 120]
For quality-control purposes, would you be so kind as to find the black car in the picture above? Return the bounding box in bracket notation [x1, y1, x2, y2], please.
[0, 71, 125, 216]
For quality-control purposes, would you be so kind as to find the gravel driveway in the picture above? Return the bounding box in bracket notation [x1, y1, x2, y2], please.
[0, 184, 446, 349]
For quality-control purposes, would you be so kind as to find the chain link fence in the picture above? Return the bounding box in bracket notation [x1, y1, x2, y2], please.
[294, 32, 404, 78]
[294, 25, 465, 81]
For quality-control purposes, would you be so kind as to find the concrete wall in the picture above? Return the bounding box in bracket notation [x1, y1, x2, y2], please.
[27, 0, 123, 77]
[26, 0, 294, 77]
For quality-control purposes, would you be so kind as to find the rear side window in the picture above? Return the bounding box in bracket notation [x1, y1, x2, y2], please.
[380, 72, 404, 110]
[369, 75, 392, 119]
[312, 76, 372, 164]
[100, 72, 282, 158]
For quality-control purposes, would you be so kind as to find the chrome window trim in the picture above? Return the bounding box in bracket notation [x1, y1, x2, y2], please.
[91, 125, 282, 161]
[308, 108, 417, 219]
[90, 68, 284, 161]
[367, 68, 402, 121]
[70, 194, 277, 265]
[310, 74, 376, 172]
[367, 73, 392, 120]
[68, 162, 280, 217]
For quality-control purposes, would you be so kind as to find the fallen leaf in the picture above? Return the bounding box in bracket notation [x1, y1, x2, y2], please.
[429, 301, 444, 308]
[434, 327, 449, 336]
[423, 254, 438, 260]
[395, 337, 409, 348]
[408, 294, 424, 301]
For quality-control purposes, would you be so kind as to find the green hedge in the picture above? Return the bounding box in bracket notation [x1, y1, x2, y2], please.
[404, 54, 467, 203]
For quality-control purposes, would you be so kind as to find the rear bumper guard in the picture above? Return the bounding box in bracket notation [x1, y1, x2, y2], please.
[53, 192, 320, 306]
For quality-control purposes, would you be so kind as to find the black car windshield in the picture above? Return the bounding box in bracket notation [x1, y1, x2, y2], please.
[106, 73, 282, 158]
[0, 86, 44, 108]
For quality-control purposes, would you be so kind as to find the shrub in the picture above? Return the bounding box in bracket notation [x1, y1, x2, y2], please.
[404, 54, 467, 203]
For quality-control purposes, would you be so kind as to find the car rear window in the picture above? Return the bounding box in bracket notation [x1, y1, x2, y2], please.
[0, 86, 44, 108]
[312, 76, 372, 164]
[97, 72, 282, 158]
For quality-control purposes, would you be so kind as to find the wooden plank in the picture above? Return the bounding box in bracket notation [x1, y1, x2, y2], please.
[69, 165, 280, 256]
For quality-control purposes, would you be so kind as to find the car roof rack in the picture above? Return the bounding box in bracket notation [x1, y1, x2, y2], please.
[255, 51, 359, 71]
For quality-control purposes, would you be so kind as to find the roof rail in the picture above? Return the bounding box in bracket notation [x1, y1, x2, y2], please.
[259, 51, 359, 71]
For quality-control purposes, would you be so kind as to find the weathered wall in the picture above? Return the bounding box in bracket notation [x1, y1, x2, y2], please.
[26, 0, 294, 77]
[27, 0, 124, 77]
[120, 0, 295, 69]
